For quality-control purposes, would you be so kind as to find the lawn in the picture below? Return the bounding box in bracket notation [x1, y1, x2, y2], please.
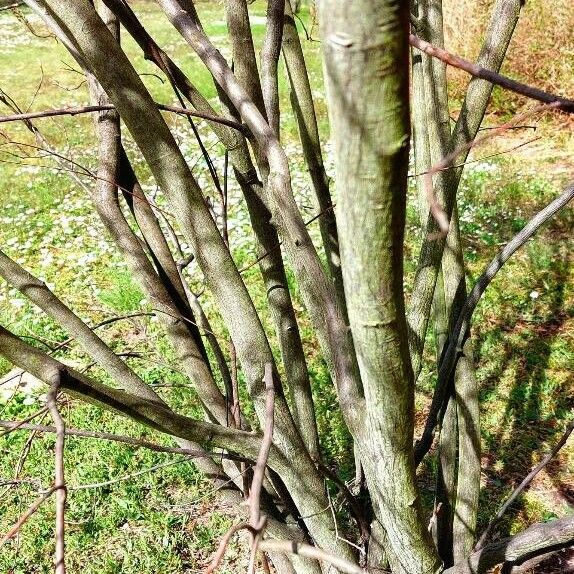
[0, 2, 572, 573]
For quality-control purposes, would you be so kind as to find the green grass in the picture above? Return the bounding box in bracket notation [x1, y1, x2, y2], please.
[0, 2, 573, 572]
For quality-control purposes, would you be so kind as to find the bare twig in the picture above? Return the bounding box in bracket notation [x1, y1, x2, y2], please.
[203, 521, 259, 574]
[0, 407, 48, 438]
[316, 460, 369, 543]
[0, 420, 250, 462]
[0, 485, 59, 547]
[475, 420, 574, 550]
[408, 137, 541, 179]
[249, 364, 275, 521]
[46, 382, 66, 574]
[67, 457, 188, 491]
[415, 183, 574, 466]
[204, 364, 275, 574]
[409, 34, 574, 113]
[238, 204, 336, 274]
[0, 103, 246, 131]
[258, 539, 367, 574]
[246, 363, 275, 573]
[423, 105, 555, 235]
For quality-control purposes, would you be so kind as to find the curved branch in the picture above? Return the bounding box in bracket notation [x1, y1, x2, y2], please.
[475, 420, 574, 550]
[444, 515, 574, 574]
[0, 250, 162, 404]
[258, 539, 366, 574]
[415, 183, 574, 465]
[0, 325, 261, 459]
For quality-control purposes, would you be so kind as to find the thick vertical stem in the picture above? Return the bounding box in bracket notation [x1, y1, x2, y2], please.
[441, 207, 480, 562]
[319, 1, 440, 572]
[222, 0, 265, 116]
[261, 0, 285, 136]
[49, 0, 349, 558]
[216, 0, 320, 457]
[412, 16, 459, 560]
[407, 0, 523, 370]
[282, 1, 346, 318]
[157, 0, 364, 431]
[106, 0, 319, 455]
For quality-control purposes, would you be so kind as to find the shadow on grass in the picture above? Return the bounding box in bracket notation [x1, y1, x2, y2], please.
[476, 219, 573, 538]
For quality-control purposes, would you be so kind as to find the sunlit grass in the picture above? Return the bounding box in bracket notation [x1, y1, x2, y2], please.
[0, 2, 572, 572]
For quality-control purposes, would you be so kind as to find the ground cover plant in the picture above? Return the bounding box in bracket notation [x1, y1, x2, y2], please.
[0, 1, 572, 573]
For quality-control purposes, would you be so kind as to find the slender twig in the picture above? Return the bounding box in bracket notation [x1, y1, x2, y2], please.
[316, 460, 369, 542]
[66, 457, 188, 491]
[423, 105, 555, 235]
[0, 137, 175, 218]
[238, 204, 336, 274]
[0, 407, 48, 438]
[415, 183, 574, 466]
[0, 485, 58, 547]
[203, 521, 259, 574]
[409, 34, 574, 113]
[46, 382, 66, 574]
[258, 539, 367, 574]
[0, 103, 246, 130]
[475, 420, 574, 550]
[205, 365, 275, 574]
[408, 137, 541, 179]
[0, 420, 250, 462]
[246, 363, 275, 574]
[248, 364, 275, 525]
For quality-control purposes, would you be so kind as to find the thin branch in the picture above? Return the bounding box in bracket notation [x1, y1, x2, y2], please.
[258, 540, 367, 574]
[408, 137, 541, 179]
[238, 204, 336, 274]
[422, 105, 555, 235]
[203, 521, 259, 574]
[409, 34, 574, 113]
[248, 363, 275, 528]
[46, 383, 66, 574]
[67, 457, 188, 491]
[415, 183, 574, 466]
[0, 407, 48, 438]
[246, 363, 275, 574]
[315, 460, 369, 542]
[0, 420, 250, 462]
[0, 103, 246, 131]
[0, 485, 59, 547]
[475, 420, 574, 550]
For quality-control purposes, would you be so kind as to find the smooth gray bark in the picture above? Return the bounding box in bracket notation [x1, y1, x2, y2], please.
[0, 251, 162, 405]
[282, 2, 346, 317]
[319, 1, 441, 572]
[45, 0, 350, 559]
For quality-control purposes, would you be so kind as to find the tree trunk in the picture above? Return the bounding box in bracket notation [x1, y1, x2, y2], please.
[318, 1, 441, 572]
